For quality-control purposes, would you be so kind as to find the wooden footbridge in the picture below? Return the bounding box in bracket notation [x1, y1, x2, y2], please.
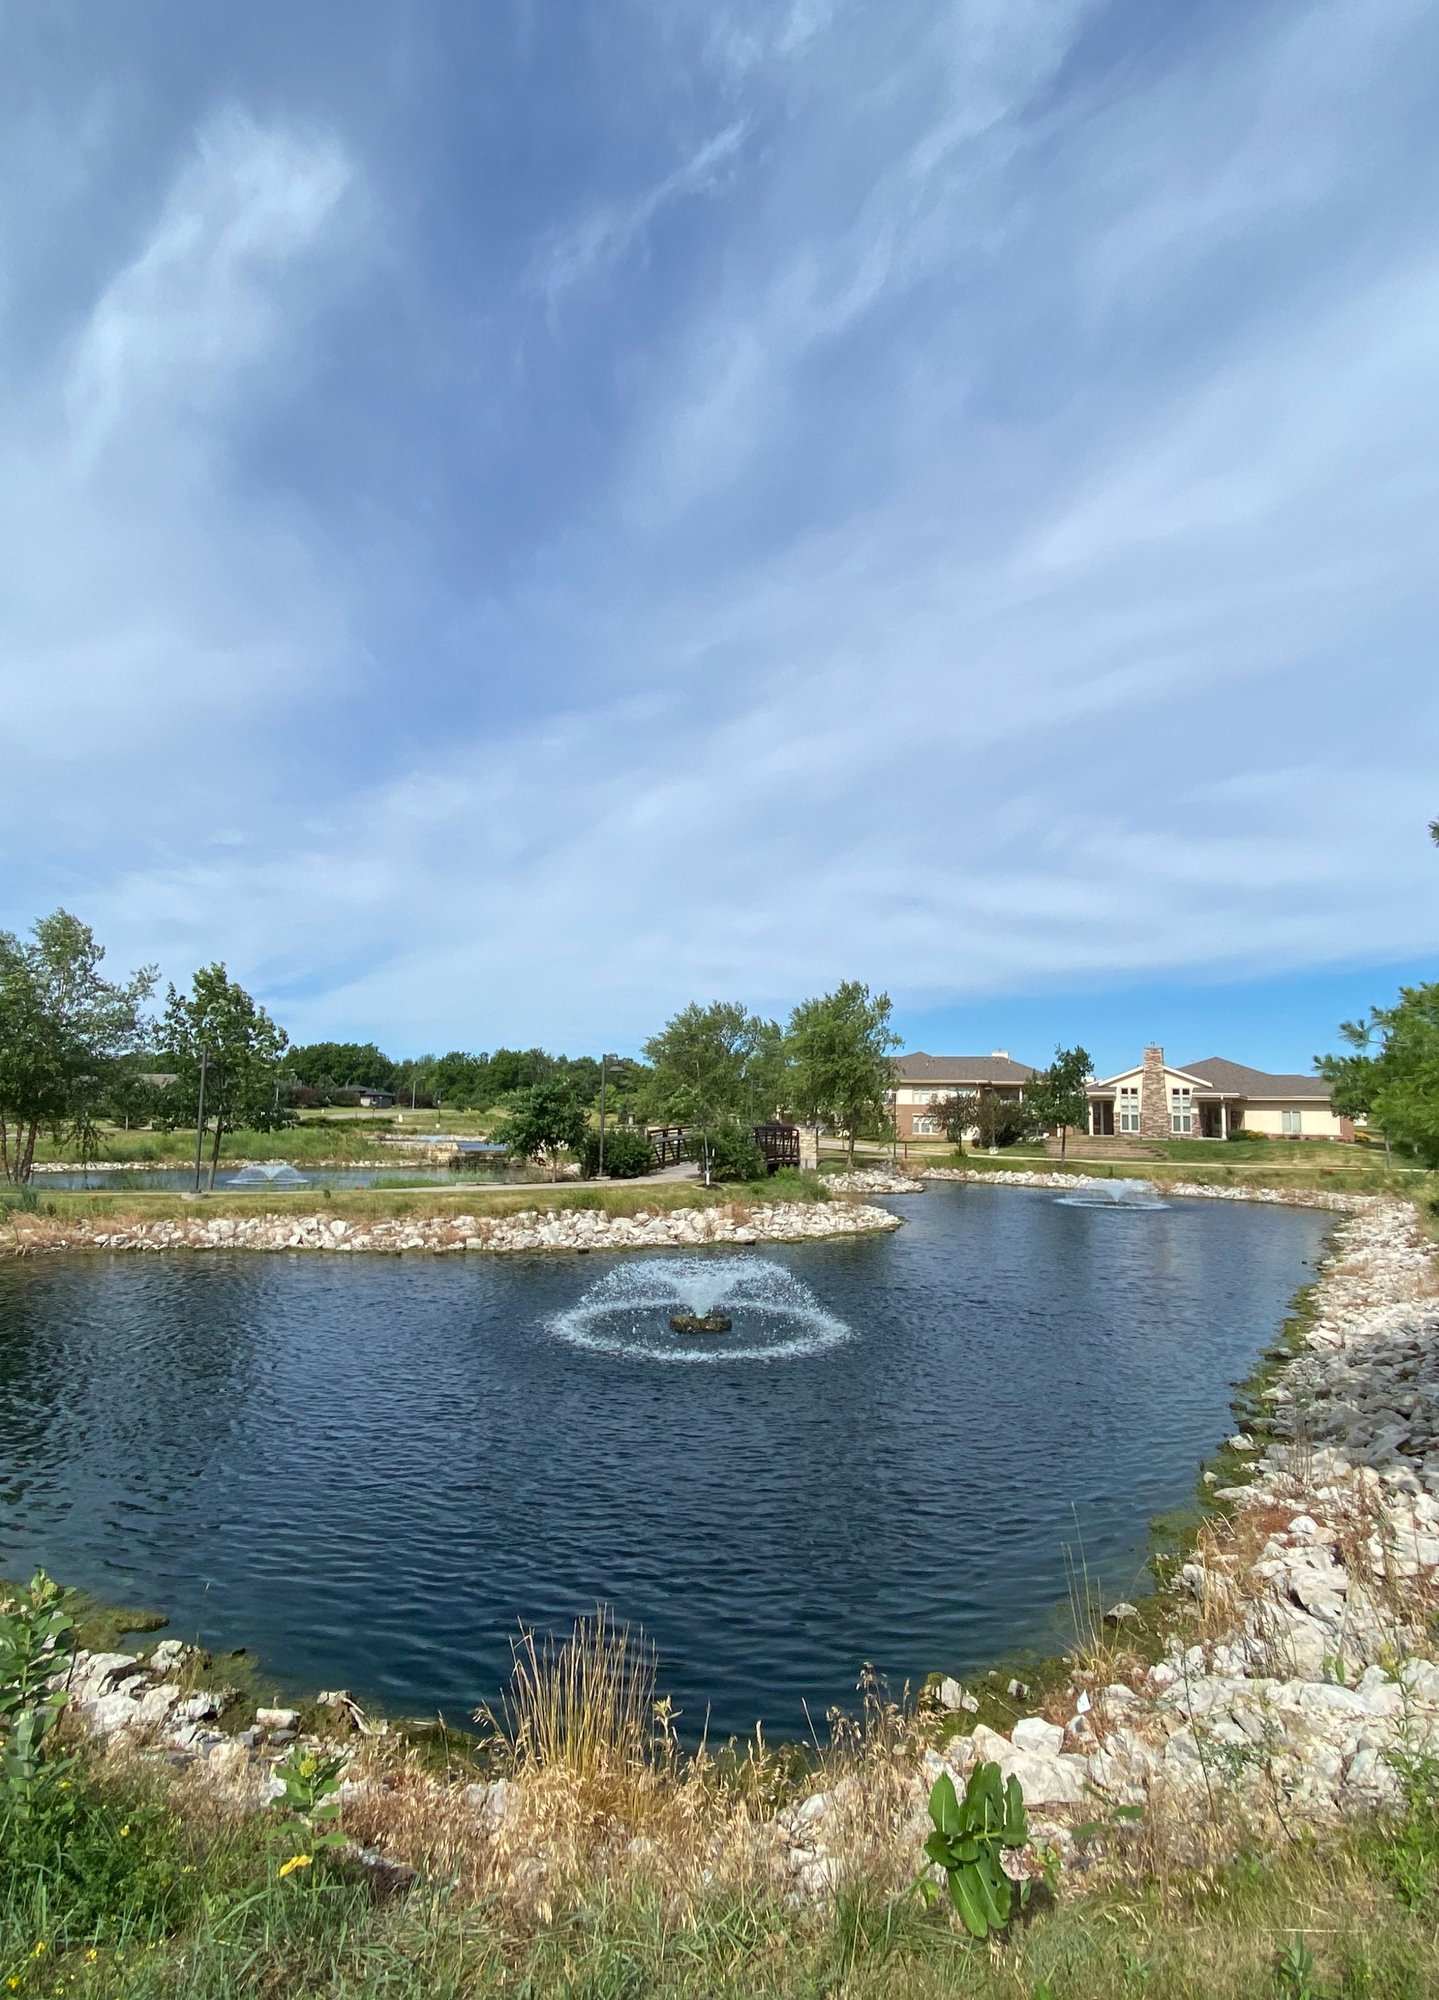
[644, 1122, 801, 1173]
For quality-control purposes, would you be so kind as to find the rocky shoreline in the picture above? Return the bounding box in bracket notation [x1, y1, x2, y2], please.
[6, 1196, 902, 1258]
[922, 1164, 1373, 1210]
[43, 1189, 1439, 1907]
[799, 1193, 1439, 1878]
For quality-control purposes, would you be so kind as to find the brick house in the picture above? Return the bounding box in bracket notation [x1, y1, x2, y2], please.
[887, 1052, 1037, 1140]
[1085, 1047, 1351, 1142]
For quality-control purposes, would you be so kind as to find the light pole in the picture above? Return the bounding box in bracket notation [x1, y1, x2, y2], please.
[598, 1053, 623, 1176]
[192, 1046, 210, 1195]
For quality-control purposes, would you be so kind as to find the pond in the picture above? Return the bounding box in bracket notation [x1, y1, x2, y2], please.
[0, 1185, 1329, 1740]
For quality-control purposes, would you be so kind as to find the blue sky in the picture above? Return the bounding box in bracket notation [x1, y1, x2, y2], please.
[3, 0, 1437, 1074]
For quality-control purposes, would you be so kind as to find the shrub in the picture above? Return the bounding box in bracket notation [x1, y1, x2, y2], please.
[700, 1121, 767, 1183]
[1227, 1127, 1261, 1142]
[0, 1185, 38, 1216]
[576, 1127, 656, 1179]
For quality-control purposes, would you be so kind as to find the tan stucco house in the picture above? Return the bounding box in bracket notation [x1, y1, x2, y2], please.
[887, 1052, 1037, 1139]
[1086, 1046, 1350, 1142]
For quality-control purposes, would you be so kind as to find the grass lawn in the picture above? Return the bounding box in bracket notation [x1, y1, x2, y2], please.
[5, 1169, 832, 1233]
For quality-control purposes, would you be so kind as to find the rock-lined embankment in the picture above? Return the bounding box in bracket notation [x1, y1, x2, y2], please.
[781, 1195, 1439, 1894]
[923, 1165, 1372, 1211]
[824, 1167, 926, 1195]
[9, 1198, 901, 1259]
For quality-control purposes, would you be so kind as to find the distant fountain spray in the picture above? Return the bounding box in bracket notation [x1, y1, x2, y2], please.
[1056, 1177, 1168, 1210]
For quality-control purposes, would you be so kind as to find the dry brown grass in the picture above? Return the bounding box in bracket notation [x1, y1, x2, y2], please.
[332, 1620, 931, 1925]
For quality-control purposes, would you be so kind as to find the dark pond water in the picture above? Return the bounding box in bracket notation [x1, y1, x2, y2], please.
[0, 1185, 1329, 1739]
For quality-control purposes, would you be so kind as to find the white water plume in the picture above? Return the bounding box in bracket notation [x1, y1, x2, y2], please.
[1056, 1178, 1168, 1210]
[549, 1256, 850, 1364]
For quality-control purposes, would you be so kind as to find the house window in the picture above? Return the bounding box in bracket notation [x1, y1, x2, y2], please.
[913, 1115, 941, 1137]
[1170, 1086, 1193, 1135]
[1282, 1109, 1303, 1137]
[1118, 1085, 1140, 1134]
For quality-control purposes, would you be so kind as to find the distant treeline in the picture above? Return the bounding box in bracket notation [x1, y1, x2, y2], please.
[285, 1041, 635, 1112]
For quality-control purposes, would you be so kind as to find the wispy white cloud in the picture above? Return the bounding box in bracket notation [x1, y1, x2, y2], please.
[526, 119, 749, 317]
[4, 0, 1438, 1052]
[66, 109, 350, 456]
[0, 107, 358, 848]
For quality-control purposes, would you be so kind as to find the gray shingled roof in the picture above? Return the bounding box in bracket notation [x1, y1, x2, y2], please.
[1180, 1057, 1333, 1099]
[892, 1052, 1037, 1085]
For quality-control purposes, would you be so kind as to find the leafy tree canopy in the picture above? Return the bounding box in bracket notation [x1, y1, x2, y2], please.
[1025, 1046, 1093, 1158]
[493, 1078, 589, 1180]
[641, 1003, 786, 1130]
[1320, 988, 1439, 1167]
[0, 910, 155, 1183]
[288, 1042, 397, 1096]
[786, 982, 900, 1165]
[161, 965, 291, 1187]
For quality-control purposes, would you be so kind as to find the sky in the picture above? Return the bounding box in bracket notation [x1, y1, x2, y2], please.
[3, 0, 1438, 1077]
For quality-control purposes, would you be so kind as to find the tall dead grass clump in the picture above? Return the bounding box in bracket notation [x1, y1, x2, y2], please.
[478, 1608, 673, 1803]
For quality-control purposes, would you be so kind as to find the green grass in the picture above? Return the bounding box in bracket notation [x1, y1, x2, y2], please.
[9, 1750, 1439, 1997]
[10, 1172, 832, 1235]
[30, 1121, 398, 1168]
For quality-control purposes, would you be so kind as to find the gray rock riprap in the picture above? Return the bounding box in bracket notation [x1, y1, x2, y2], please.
[825, 1168, 926, 1195]
[922, 1165, 1372, 1212]
[779, 1196, 1439, 1893]
[19, 1199, 901, 1259]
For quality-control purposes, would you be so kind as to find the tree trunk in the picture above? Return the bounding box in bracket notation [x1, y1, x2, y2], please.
[18, 1119, 38, 1184]
[1060, 1123, 1068, 1158]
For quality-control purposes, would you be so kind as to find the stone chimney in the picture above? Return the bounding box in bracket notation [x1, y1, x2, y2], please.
[1140, 1044, 1171, 1141]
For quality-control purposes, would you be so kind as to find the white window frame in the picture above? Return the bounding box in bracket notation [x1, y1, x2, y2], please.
[1282, 1108, 1303, 1137]
[1170, 1085, 1193, 1136]
[1118, 1085, 1140, 1134]
[912, 1114, 942, 1137]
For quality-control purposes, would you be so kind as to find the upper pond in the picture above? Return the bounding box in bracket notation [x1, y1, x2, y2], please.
[0, 1184, 1329, 1739]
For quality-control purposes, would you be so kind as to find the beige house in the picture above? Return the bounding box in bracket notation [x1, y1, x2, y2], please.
[887, 1052, 1037, 1140]
[1086, 1046, 1350, 1142]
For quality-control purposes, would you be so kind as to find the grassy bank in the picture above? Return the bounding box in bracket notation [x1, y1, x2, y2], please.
[2, 1169, 831, 1235]
[904, 1146, 1429, 1200]
[10, 1727, 1439, 1997]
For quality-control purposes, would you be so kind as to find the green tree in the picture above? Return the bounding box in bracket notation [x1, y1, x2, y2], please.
[1025, 1046, 1093, 1158]
[786, 982, 900, 1166]
[288, 1041, 397, 1097]
[0, 910, 155, 1183]
[493, 1078, 588, 1180]
[641, 1002, 785, 1181]
[161, 965, 291, 1188]
[429, 1050, 493, 1109]
[1320, 989, 1439, 1168]
[703, 1118, 768, 1182]
[488, 1048, 553, 1098]
[933, 1091, 979, 1148]
[642, 1003, 784, 1125]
